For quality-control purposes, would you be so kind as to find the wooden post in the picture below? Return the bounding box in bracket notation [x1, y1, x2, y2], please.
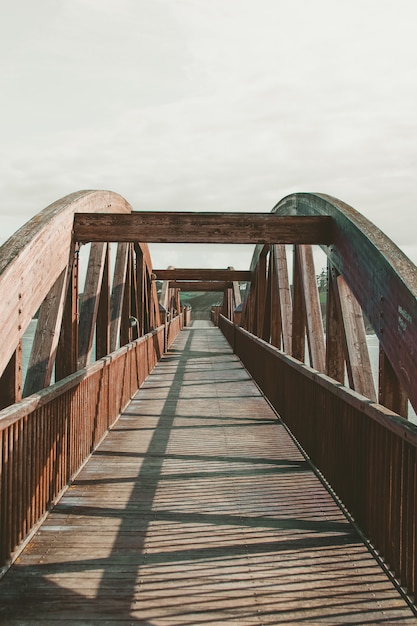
[110, 243, 129, 352]
[326, 263, 345, 384]
[0, 342, 22, 409]
[95, 244, 111, 359]
[268, 246, 282, 349]
[274, 244, 292, 353]
[56, 247, 79, 380]
[23, 267, 68, 396]
[78, 243, 107, 368]
[334, 274, 376, 401]
[120, 245, 132, 346]
[255, 246, 268, 338]
[379, 347, 408, 418]
[295, 245, 325, 372]
[292, 246, 306, 362]
[261, 248, 272, 343]
[130, 245, 140, 341]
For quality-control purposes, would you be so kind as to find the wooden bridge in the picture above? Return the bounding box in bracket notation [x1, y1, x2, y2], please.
[1, 191, 417, 623]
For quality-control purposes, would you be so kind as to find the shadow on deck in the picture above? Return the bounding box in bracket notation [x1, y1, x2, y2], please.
[0, 322, 415, 624]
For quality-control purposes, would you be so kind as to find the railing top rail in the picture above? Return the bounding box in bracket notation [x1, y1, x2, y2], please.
[220, 315, 417, 447]
[0, 324, 165, 431]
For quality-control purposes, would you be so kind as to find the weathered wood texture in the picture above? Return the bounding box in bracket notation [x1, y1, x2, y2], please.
[78, 243, 108, 369]
[182, 304, 192, 327]
[273, 192, 417, 413]
[159, 265, 174, 313]
[55, 249, 79, 381]
[23, 267, 69, 396]
[0, 191, 132, 380]
[168, 281, 231, 291]
[95, 244, 111, 360]
[331, 271, 376, 401]
[240, 245, 294, 354]
[379, 346, 409, 416]
[274, 244, 292, 352]
[242, 242, 374, 391]
[0, 344, 22, 410]
[326, 262, 345, 383]
[0, 318, 183, 571]
[153, 268, 252, 281]
[73, 212, 333, 244]
[291, 245, 306, 362]
[109, 243, 130, 352]
[19, 234, 161, 401]
[220, 316, 417, 602]
[0, 322, 414, 624]
[294, 244, 326, 372]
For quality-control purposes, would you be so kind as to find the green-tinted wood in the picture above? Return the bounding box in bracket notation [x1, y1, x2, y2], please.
[273, 192, 417, 413]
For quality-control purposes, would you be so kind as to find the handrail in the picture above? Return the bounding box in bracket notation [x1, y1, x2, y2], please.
[0, 327, 160, 431]
[219, 313, 417, 599]
[0, 316, 182, 573]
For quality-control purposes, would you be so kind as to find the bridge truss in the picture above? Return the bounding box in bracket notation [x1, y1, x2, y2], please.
[1, 189, 417, 602]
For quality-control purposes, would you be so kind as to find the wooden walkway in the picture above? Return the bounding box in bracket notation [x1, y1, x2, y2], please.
[0, 322, 415, 625]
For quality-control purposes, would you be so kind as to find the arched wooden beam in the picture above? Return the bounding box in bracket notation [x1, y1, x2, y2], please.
[0, 190, 132, 378]
[273, 193, 417, 411]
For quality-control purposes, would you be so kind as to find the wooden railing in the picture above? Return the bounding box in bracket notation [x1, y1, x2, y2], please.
[220, 314, 417, 599]
[240, 194, 417, 420]
[0, 317, 182, 572]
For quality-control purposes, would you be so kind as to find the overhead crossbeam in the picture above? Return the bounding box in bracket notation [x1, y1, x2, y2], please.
[154, 269, 252, 281]
[73, 212, 332, 244]
[168, 281, 231, 292]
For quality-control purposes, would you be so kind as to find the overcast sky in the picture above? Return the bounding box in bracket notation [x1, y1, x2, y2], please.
[1, 0, 416, 270]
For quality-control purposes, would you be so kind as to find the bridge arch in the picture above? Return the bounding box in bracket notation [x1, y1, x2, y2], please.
[242, 192, 417, 416]
[1, 189, 417, 602]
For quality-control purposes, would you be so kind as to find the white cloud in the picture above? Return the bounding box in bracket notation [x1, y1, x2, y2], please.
[1, 0, 417, 271]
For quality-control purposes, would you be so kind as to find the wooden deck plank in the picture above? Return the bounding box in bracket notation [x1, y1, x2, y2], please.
[0, 322, 415, 624]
